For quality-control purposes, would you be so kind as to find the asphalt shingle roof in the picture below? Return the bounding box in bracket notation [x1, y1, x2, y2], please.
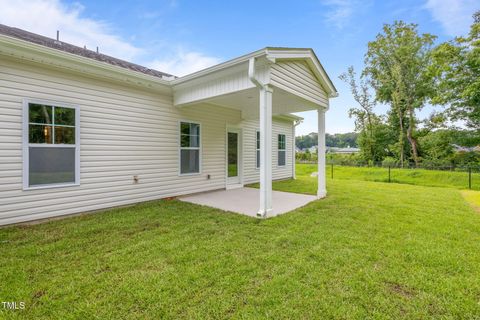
[0, 24, 174, 79]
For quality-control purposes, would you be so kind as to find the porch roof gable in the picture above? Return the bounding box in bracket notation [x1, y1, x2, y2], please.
[172, 47, 338, 113]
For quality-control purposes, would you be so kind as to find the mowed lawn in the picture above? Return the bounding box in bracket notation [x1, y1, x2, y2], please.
[1, 166, 480, 319]
[306, 163, 479, 190]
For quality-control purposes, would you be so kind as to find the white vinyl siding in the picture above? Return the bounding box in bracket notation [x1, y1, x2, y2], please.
[242, 118, 294, 184]
[270, 60, 328, 107]
[0, 56, 240, 225]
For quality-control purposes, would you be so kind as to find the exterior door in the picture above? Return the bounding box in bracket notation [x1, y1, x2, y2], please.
[227, 130, 241, 186]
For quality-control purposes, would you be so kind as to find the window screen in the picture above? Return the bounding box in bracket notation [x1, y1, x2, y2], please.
[29, 147, 75, 185]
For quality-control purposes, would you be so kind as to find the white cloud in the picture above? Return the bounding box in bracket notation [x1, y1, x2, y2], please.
[323, 0, 354, 28]
[322, 0, 371, 28]
[425, 0, 477, 36]
[148, 49, 221, 77]
[0, 0, 141, 61]
[0, 0, 221, 77]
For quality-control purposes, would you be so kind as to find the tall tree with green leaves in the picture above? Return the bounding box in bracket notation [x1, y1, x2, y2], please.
[365, 21, 436, 166]
[430, 11, 480, 131]
[340, 66, 381, 162]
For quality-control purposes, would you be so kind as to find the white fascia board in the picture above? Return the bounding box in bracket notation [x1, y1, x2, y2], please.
[0, 34, 172, 93]
[306, 54, 339, 98]
[273, 114, 304, 122]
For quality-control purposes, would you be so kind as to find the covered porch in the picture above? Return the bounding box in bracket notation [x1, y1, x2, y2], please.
[172, 47, 338, 218]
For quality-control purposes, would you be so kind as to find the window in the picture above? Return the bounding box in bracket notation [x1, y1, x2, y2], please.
[180, 121, 201, 174]
[24, 101, 79, 189]
[255, 130, 260, 169]
[278, 134, 286, 166]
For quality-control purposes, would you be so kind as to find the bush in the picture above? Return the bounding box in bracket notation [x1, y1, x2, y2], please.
[420, 158, 453, 169]
[296, 151, 317, 162]
[382, 156, 398, 167]
[328, 153, 366, 166]
[452, 151, 480, 167]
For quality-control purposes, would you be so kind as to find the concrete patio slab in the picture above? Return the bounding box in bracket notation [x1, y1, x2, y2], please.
[179, 187, 317, 218]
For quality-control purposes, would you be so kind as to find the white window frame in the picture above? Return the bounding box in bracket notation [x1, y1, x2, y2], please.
[255, 130, 260, 169]
[22, 98, 80, 190]
[278, 133, 286, 167]
[178, 120, 202, 176]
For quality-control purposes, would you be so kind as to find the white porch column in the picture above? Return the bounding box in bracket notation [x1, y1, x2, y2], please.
[317, 107, 327, 198]
[258, 85, 273, 218]
[292, 123, 296, 180]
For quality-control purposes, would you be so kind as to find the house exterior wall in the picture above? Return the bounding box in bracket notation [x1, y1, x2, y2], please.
[0, 57, 294, 225]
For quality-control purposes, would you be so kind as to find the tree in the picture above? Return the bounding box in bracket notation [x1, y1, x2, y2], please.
[430, 11, 480, 130]
[296, 132, 358, 149]
[340, 66, 384, 162]
[365, 21, 436, 166]
[418, 130, 454, 162]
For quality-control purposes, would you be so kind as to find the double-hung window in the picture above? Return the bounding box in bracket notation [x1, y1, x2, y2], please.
[24, 101, 79, 189]
[278, 134, 286, 166]
[180, 121, 201, 174]
[255, 130, 260, 169]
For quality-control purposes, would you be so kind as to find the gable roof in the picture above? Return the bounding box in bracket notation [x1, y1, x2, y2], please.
[172, 47, 338, 98]
[0, 24, 174, 79]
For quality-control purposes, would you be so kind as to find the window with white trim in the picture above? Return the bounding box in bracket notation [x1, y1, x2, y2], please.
[278, 134, 286, 166]
[24, 102, 79, 188]
[180, 122, 200, 174]
[255, 130, 260, 169]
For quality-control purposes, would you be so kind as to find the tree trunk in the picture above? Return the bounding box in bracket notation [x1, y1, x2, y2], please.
[367, 113, 375, 163]
[407, 108, 420, 167]
[397, 108, 405, 168]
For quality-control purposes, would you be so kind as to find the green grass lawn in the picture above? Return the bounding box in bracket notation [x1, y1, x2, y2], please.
[1, 165, 480, 319]
[301, 163, 479, 191]
[462, 190, 480, 212]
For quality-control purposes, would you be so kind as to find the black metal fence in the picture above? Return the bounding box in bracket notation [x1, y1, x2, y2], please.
[297, 161, 480, 190]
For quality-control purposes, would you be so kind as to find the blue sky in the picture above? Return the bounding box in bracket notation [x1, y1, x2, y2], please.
[0, 0, 477, 135]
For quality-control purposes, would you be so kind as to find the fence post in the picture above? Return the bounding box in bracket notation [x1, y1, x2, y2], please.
[469, 167, 472, 189]
[331, 163, 334, 179]
[388, 166, 391, 183]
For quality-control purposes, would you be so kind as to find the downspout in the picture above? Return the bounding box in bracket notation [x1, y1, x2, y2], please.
[292, 119, 302, 179]
[248, 57, 263, 89]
